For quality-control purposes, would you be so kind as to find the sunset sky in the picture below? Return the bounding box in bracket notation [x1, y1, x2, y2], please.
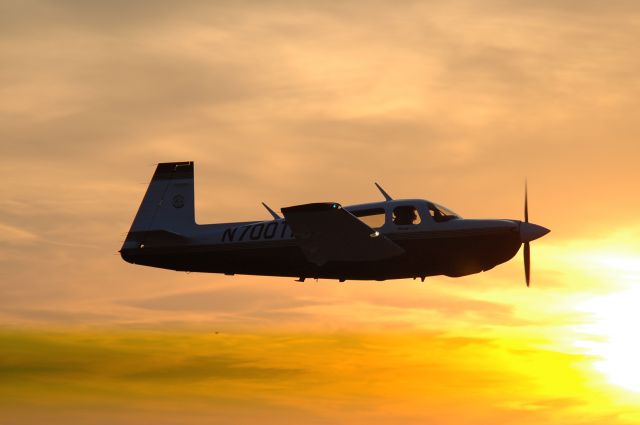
[1, 1, 640, 424]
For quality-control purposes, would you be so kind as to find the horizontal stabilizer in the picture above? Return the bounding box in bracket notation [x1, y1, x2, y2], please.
[281, 202, 404, 266]
[126, 230, 189, 246]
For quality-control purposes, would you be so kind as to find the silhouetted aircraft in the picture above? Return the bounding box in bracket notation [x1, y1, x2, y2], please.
[120, 162, 549, 286]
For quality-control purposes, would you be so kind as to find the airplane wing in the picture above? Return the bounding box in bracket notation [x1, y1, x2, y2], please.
[281, 202, 405, 266]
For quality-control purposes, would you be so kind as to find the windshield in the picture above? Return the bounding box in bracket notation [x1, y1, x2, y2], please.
[428, 203, 460, 222]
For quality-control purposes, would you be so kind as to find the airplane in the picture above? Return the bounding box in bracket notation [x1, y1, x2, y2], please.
[120, 161, 550, 286]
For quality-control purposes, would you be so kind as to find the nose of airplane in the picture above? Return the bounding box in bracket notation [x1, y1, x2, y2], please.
[520, 222, 550, 243]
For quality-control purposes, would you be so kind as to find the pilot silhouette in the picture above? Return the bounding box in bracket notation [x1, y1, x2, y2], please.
[393, 206, 418, 225]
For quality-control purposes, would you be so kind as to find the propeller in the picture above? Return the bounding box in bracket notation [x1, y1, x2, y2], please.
[519, 181, 550, 287]
[524, 181, 530, 287]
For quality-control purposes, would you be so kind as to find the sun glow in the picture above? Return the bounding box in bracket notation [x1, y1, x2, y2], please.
[575, 284, 640, 393]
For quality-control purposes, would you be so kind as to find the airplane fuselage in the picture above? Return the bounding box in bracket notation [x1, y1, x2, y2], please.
[121, 207, 523, 281]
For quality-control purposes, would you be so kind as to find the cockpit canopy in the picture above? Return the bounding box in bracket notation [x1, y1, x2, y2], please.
[348, 200, 460, 228]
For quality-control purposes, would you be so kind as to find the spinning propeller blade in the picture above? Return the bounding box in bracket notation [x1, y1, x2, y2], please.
[524, 240, 531, 287]
[524, 181, 529, 223]
[524, 181, 530, 286]
[519, 181, 550, 286]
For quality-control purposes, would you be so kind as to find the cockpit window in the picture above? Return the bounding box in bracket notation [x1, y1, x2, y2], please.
[428, 203, 460, 223]
[392, 205, 421, 225]
[351, 207, 386, 228]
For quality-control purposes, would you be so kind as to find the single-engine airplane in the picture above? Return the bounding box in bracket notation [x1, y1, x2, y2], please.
[120, 162, 549, 286]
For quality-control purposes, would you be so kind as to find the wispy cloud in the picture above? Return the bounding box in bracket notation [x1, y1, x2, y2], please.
[0, 222, 38, 244]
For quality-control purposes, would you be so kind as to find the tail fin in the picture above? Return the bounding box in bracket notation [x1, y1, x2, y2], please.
[125, 161, 197, 242]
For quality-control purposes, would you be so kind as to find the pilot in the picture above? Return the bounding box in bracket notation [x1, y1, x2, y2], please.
[393, 206, 418, 225]
[430, 206, 445, 223]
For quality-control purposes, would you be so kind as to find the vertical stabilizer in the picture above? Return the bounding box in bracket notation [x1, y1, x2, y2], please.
[124, 162, 196, 246]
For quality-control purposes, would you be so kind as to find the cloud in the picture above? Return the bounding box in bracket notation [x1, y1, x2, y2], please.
[0, 329, 630, 425]
[123, 355, 301, 382]
[0, 222, 38, 244]
[2, 308, 117, 324]
[362, 290, 520, 321]
[124, 286, 319, 312]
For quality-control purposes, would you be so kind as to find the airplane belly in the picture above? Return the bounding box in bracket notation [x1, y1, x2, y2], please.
[122, 242, 309, 277]
[121, 227, 522, 281]
[390, 227, 522, 278]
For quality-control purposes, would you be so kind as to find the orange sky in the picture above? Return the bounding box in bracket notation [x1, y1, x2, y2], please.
[1, 1, 640, 424]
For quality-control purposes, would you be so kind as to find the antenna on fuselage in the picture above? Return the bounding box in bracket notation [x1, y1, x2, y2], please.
[261, 202, 282, 220]
[374, 182, 393, 201]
